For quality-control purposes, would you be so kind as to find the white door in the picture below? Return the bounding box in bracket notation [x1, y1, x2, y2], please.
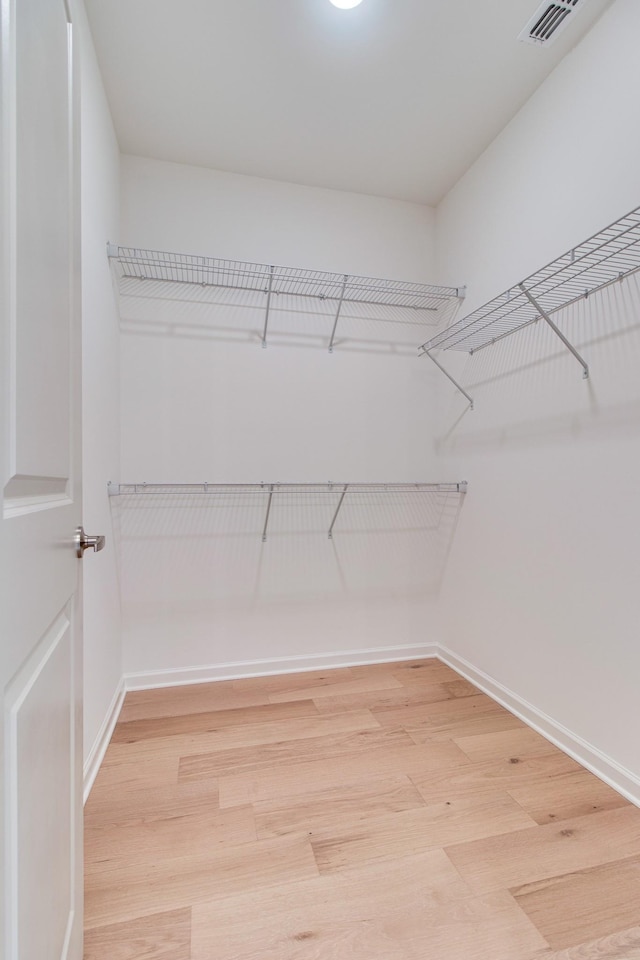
[1, 0, 85, 958]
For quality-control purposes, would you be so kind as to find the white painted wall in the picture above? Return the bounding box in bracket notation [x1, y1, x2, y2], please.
[77, 0, 123, 767]
[117, 158, 453, 680]
[120, 155, 437, 280]
[435, 0, 640, 782]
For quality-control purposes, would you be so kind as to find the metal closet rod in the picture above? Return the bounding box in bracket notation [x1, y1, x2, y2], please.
[107, 481, 468, 542]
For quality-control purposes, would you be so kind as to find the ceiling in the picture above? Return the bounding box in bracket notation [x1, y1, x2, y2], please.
[85, 0, 613, 205]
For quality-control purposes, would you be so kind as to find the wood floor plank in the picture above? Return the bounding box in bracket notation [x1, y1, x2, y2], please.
[390, 660, 462, 684]
[524, 924, 640, 959]
[408, 709, 527, 742]
[349, 890, 547, 960]
[111, 699, 319, 744]
[119, 682, 270, 723]
[192, 879, 546, 960]
[454, 727, 562, 763]
[85, 803, 256, 872]
[85, 778, 220, 829]
[444, 678, 479, 698]
[254, 774, 426, 840]
[83, 907, 191, 960]
[311, 793, 537, 874]
[349, 657, 444, 683]
[506, 769, 630, 825]
[268, 675, 404, 704]
[446, 806, 640, 894]
[218, 740, 471, 808]
[512, 856, 640, 950]
[372, 692, 504, 729]
[85, 834, 319, 930]
[312, 681, 455, 714]
[412, 754, 584, 806]
[229, 667, 356, 695]
[101, 709, 381, 766]
[177, 725, 414, 782]
[190, 851, 473, 959]
[88, 755, 179, 792]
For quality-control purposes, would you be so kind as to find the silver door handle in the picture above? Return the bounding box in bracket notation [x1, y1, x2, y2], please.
[75, 526, 106, 558]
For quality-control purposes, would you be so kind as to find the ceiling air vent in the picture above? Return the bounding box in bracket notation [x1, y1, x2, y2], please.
[518, 0, 587, 46]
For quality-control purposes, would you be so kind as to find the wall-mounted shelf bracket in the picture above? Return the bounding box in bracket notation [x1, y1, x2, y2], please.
[262, 484, 275, 541]
[328, 276, 348, 353]
[262, 266, 274, 348]
[328, 484, 349, 539]
[518, 283, 589, 379]
[421, 348, 474, 409]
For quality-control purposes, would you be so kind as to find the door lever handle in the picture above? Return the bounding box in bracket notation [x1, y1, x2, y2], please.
[75, 526, 106, 558]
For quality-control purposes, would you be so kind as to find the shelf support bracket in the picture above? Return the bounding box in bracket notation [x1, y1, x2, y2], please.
[519, 284, 589, 380]
[422, 349, 474, 409]
[328, 276, 348, 353]
[328, 484, 349, 539]
[262, 267, 274, 348]
[262, 485, 275, 542]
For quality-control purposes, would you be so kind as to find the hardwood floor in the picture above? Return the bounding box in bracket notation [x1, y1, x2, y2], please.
[84, 660, 639, 959]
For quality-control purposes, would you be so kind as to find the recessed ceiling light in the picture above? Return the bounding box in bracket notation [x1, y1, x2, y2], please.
[329, 0, 364, 9]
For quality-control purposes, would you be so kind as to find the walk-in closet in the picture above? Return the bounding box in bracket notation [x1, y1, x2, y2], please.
[2, 1, 640, 958]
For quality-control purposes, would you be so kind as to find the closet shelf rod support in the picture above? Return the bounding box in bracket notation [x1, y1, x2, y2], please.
[421, 349, 474, 409]
[518, 284, 589, 379]
[328, 276, 348, 353]
[262, 484, 275, 542]
[328, 484, 349, 539]
[262, 266, 274, 348]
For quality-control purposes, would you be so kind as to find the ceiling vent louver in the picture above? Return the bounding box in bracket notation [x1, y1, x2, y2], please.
[518, 0, 587, 46]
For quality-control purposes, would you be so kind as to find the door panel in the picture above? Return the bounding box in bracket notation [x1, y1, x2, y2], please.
[6, 609, 75, 960]
[0, 0, 83, 957]
[14, 0, 71, 479]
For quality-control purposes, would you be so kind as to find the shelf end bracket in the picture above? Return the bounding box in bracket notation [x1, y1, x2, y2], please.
[421, 348, 474, 409]
[519, 283, 589, 380]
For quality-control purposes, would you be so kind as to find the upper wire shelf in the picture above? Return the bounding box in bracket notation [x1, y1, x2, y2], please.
[108, 481, 468, 541]
[421, 206, 640, 356]
[108, 244, 464, 351]
[418, 205, 640, 406]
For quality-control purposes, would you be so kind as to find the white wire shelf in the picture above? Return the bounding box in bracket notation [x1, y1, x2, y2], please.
[108, 244, 464, 351]
[108, 481, 468, 541]
[419, 205, 640, 405]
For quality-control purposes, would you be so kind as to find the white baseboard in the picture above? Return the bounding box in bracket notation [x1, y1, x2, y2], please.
[438, 645, 640, 808]
[83, 678, 125, 805]
[124, 642, 438, 691]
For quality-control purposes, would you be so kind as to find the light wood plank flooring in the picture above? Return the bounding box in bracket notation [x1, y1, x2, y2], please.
[84, 660, 640, 959]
